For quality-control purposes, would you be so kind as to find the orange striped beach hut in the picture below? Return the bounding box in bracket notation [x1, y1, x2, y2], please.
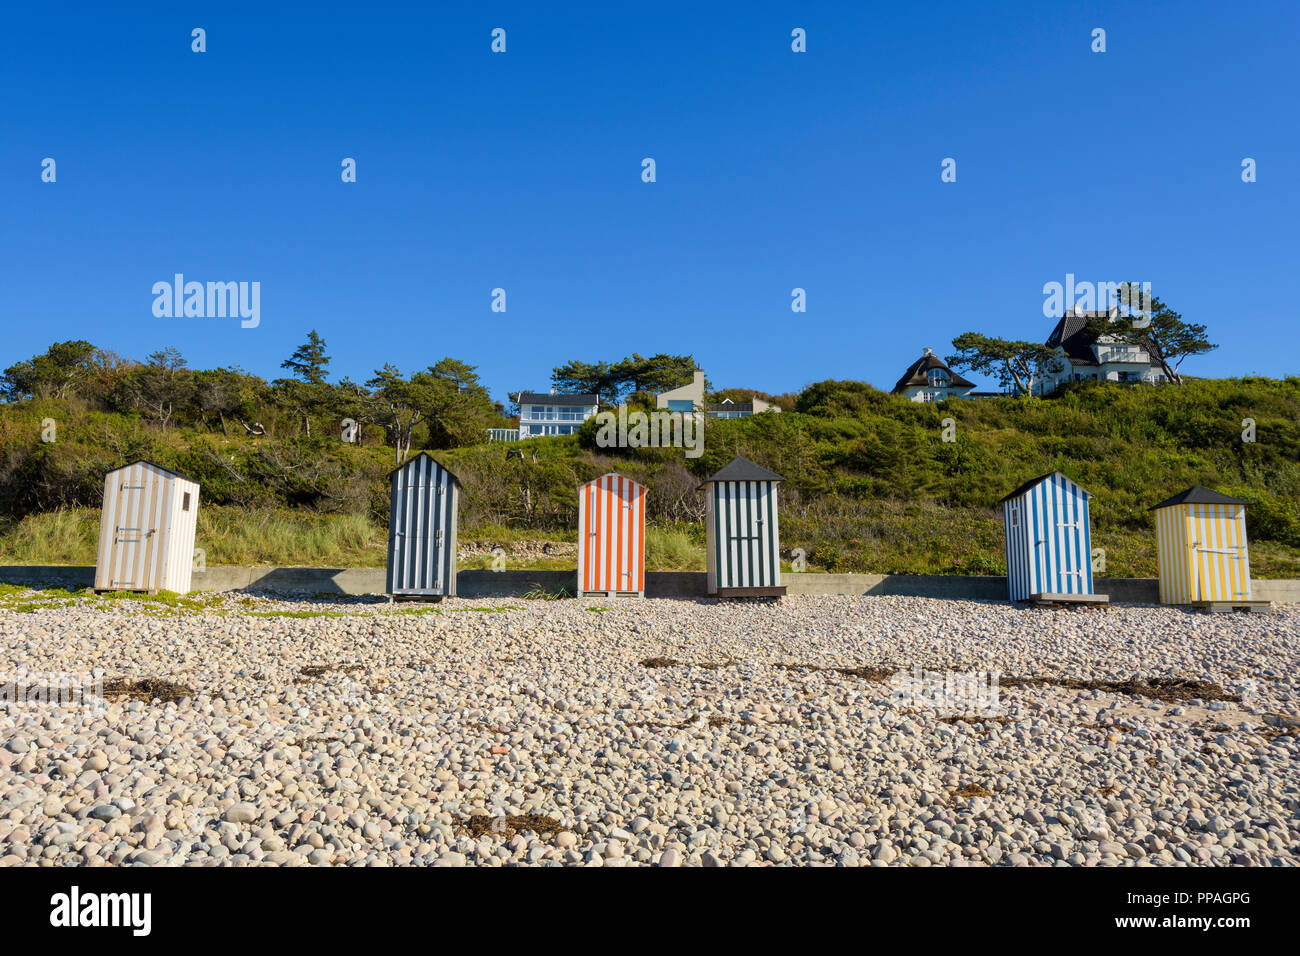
[576, 473, 646, 598]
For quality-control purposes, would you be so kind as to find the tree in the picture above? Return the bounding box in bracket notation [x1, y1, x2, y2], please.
[420, 358, 497, 446]
[270, 378, 327, 438]
[611, 352, 700, 396]
[193, 367, 259, 435]
[426, 358, 480, 391]
[147, 347, 188, 376]
[1086, 284, 1216, 385]
[1, 340, 103, 401]
[365, 365, 434, 465]
[281, 330, 331, 385]
[552, 352, 702, 406]
[126, 349, 194, 431]
[552, 359, 615, 405]
[947, 334, 1064, 396]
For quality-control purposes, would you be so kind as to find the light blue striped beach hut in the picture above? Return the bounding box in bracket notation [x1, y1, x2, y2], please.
[386, 452, 461, 600]
[999, 472, 1098, 603]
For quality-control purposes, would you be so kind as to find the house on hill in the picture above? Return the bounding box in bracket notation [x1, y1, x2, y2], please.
[1035, 308, 1167, 395]
[656, 370, 706, 412]
[707, 397, 780, 419]
[498, 389, 600, 439]
[891, 349, 975, 403]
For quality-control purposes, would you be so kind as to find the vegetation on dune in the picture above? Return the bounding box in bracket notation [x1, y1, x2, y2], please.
[1, 336, 1297, 576]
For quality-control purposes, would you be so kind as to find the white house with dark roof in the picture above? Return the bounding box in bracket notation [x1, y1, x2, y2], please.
[1036, 308, 1166, 395]
[891, 349, 975, 402]
[512, 389, 599, 438]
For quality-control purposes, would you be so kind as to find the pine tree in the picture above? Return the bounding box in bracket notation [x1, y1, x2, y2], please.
[281, 330, 331, 385]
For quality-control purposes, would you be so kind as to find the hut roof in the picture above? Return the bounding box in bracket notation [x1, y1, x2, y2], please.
[388, 451, 463, 486]
[1148, 486, 1249, 510]
[578, 472, 646, 490]
[891, 350, 975, 393]
[698, 456, 784, 489]
[112, 459, 199, 485]
[998, 471, 1091, 504]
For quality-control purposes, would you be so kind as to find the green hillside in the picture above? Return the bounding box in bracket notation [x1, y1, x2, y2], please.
[1, 376, 1298, 577]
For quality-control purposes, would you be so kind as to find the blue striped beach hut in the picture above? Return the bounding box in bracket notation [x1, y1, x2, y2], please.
[699, 456, 787, 598]
[386, 452, 461, 600]
[999, 472, 1103, 604]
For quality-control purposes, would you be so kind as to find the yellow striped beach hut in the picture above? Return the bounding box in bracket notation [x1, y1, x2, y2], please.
[1150, 487, 1252, 605]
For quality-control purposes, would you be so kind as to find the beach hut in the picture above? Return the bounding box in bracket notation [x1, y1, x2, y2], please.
[699, 456, 786, 598]
[386, 452, 461, 600]
[576, 473, 646, 598]
[94, 460, 201, 594]
[999, 472, 1106, 605]
[1150, 487, 1265, 610]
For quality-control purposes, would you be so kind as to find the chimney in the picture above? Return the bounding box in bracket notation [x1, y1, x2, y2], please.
[923, 347, 933, 356]
[549, 387, 556, 395]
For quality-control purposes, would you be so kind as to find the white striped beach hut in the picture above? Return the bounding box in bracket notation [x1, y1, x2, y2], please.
[1150, 487, 1258, 607]
[386, 453, 461, 600]
[94, 460, 200, 594]
[577, 473, 646, 598]
[699, 456, 786, 598]
[999, 472, 1101, 603]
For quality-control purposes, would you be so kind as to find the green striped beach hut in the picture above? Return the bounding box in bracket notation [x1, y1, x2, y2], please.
[699, 456, 787, 598]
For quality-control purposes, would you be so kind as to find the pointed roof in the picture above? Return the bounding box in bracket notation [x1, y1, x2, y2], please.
[578, 472, 646, 491]
[698, 456, 784, 489]
[891, 349, 974, 393]
[998, 471, 1092, 504]
[1148, 486, 1248, 510]
[110, 459, 199, 485]
[388, 451, 462, 486]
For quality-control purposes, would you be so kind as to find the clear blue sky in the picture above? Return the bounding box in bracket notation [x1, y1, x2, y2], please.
[3, 0, 1297, 404]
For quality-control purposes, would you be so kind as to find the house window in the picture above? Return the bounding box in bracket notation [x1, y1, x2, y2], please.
[1010, 506, 1019, 528]
[927, 370, 949, 387]
[182, 492, 191, 511]
[667, 399, 694, 413]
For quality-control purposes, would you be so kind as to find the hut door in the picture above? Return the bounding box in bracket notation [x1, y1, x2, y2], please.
[725, 482, 772, 588]
[1192, 510, 1250, 601]
[584, 477, 639, 593]
[614, 487, 635, 591]
[111, 479, 158, 590]
[414, 483, 443, 590]
[1056, 517, 1084, 592]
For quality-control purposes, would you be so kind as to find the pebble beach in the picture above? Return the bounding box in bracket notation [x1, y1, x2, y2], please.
[1, 589, 1297, 866]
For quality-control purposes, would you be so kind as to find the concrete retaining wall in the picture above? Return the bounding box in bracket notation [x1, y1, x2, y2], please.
[1, 565, 1295, 604]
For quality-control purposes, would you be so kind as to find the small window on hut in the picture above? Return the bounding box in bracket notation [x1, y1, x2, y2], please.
[182, 492, 192, 512]
[1009, 506, 1019, 528]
